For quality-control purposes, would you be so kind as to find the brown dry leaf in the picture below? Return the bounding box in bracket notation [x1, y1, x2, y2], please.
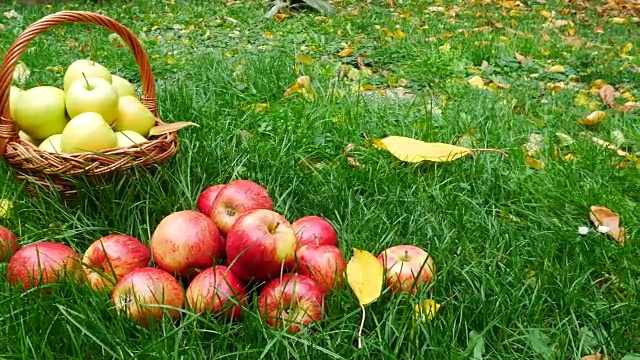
[593, 25, 604, 33]
[356, 53, 368, 69]
[599, 85, 616, 107]
[283, 75, 315, 100]
[580, 110, 607, 126]
[589, 206, 626, 245]
[337, 48, 354, 57]
[582, 354, 608, 360]
[148, 121, 199, 136]
[347, 157, 362, 168]
[344, 143, 357, 155]
[274, 13, 289, 22]
[515, 51, 527, 64]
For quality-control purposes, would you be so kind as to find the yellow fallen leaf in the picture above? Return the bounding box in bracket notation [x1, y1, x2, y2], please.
[166, 55, 177, 65]
[438, 42, 451, 53]
[524, 133, 544, 156]
[590, 79, 607, 91]
[372, 136, 505, 163]
[610, 17, 626, 24]
[45, 66, 64, 74]
[148, 121, 199, 136]
[467, 75, 486, 89]
[346, 248, 384, 349]
[410, 299, 441, 339]
[274, 13, 289, 22]
[0, 199, 12, 218]
[337, 48, 354, 57]
[295, 54, 314, 65]
[394, 29, 406, 38]
[263, 31, 274, 39]
[283, 76, 315, 101]
[526, 156, 545, 169]
[241, 103, 270, 113]
[589, 206, 626, 245]
[580, 110, 607, 126]
[548, 65, 565, 73]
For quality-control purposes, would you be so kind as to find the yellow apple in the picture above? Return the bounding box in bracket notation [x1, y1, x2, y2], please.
[111, 75, 137, 97]
[115, 130, 148, 148]
[113, 95, 156, 137]
[65, 77, 119, 125]
[38, 134, 63, 153]
[9, 86, 22, 119]
[63, 59, 112, 92]
[18, 130, 40, 146]
[12, 86, 69, 140]
[60, 112, 117, 154]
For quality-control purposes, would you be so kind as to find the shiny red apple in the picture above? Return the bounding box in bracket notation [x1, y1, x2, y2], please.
[292, 216, 338, 249]
[258, 273, 326, 333]
[6, 241, 82, 290]
[111, 267, 185, 326]
[196, 183, 226, 217]
[185, 265, 248, 321]
[210, 179, 274, 235]
[82, 234, 151, 292]
[296, 245, 346, 293]
[377, 245, 436, 295]
[150, 210, 225, 278]
[225, 209, 298, 282]
[0, 225, 20, 262]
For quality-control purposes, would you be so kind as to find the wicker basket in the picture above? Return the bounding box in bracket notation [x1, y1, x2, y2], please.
[0, 11, 180, 202]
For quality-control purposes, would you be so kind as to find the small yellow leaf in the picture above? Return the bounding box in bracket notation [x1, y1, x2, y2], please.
[414, 300, 441, 323]
[263, 31, 274, 39]
[241, 103, 270, 113]
[394, 29, 406, 38]
[295, 54, 314, 65]
[337, 48, 354, 57]
[467, 75, 486, 89]
[166, 55, 177, 65]
[610, 17, 626, 24]
[548, 65, 565, 73]
[274, 13, 289, 22]
[0, 199, 12, 219]
[346, 248, 383, 306]
[45, 66, 64, 74]
[372, 136, 474, 162]
[580, 110, 607, 126]
[526, 156, 545, 169]
[438, 42, 451, 52]
[148, 121, 199, 136]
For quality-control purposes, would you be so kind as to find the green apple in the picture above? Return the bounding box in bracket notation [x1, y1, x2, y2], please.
[63, 59, 112, 92]
[115, 130, 148, 148]
[18, 130, 40, 146]
[65, 77, 119, 125]
[9, 86, 22, 119]
[113, 95, 155, 137]
[111, 75, 137, 97]
[38, 134, 63, 153]
[12, 86, 68, 140]
[60, 112, 117, 154]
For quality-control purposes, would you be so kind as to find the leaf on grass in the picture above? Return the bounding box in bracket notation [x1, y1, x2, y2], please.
[283, 75, 315, 101]
[148, 122, 199, 136]
[580, 110, 607, 126]
[589, 206, 626, 245]
[582, 354, 608, 360]
[468, 75, 486, 89]
[274, 13, 289, 22]
[0, 199, 13, 219]
[45, 66, 64, 74]
[599, 85, 616, 107]
[12, 62, 30, 85]
[414, 300, 441, 322]
[555, 132, 575, 147]
[295, 54, 314, 65]
[526, 156, 545, 169]
[337, 48, 354, 57]
[548, 65, 565, 73]
[515, 52, 527, 64]
[346, 248, 383, 306]
[527, 329, 557, 360]
[372, 136, 501, 163]
[241, 103, 270, 113]
[621, 355, 640, 360]
[524, 133, 544, 156]
[468, 330, 486, 360]
[347, 157, 362, 168]
[346, 248, 383, 349]
[584, 133, 630, 157]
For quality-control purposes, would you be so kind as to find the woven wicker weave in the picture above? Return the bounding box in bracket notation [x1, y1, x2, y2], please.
[0, 11, 179, 202]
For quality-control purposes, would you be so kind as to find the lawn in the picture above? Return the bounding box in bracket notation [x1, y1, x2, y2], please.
[0, 0, 639, 358]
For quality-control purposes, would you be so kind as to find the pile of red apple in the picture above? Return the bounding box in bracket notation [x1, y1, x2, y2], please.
[0, 179, 436, 333]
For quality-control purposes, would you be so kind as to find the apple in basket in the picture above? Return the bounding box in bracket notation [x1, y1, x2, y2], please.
[210, 179, 275, 235]
[0, 225, 20, 262]
[377, 245, 436, 295]
[6, 241, 82, 290]
[113, 95, 156, 137]
[60, 112, 118, 154]
[115, 130, 148, 148]
[185, 265, 248, 321]
[111, 75, 137, 97]
[292, 215, 339, 249]
[82, 234, 151, 292]
[12, 86, 68, 141]
[258, 273, 326, 333]
[65, 76, 119, 125]
[111, 267, 184, 326]
[150, 210, 225, 279]
[225, 209, 298, 282]
[63, 59, 112, 92]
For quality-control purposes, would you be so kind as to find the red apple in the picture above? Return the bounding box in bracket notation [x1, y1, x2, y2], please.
[377, 245, 436, 295]
[296, 245, 346, 293]
[185, 265, 248, 321]
[82, 234, 151, 292]
[150, 210, 225, 278]
[258, 273, 326, 333]
[292, 216, 338, 249]
[225, 209, 297, 282]
[6, 241, 82, 290]
[210, 179, 274, 235]
[111, 267, 185, 326]
[196, 184, 226, 217]
[0, 225, 20, 262]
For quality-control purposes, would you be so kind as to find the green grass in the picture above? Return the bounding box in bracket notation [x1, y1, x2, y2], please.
[1, 0, 639, 358]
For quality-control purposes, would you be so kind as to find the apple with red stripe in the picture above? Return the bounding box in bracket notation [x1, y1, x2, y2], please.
[377, 245, 435, 295]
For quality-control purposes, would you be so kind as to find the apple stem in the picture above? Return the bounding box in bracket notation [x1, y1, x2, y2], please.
[81, 72, 92, 90]
[357, 303, 366, 349]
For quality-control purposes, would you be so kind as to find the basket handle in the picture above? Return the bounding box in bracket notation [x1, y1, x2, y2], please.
[0, 10, 158, 157]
